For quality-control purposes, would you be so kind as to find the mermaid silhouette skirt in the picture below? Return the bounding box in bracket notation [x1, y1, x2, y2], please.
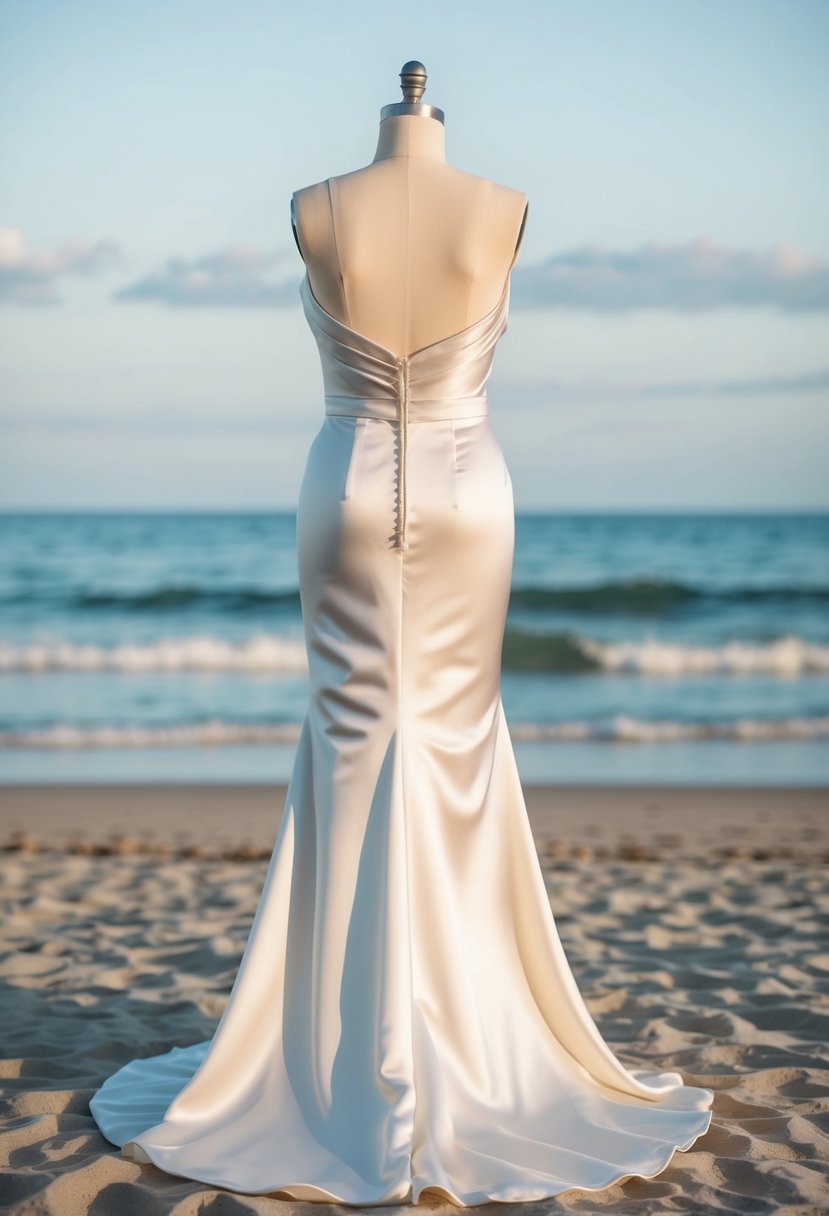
[88, 271, 713, 1204]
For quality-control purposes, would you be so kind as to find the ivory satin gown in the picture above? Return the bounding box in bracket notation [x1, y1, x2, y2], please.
[89, 257, 714, 1204]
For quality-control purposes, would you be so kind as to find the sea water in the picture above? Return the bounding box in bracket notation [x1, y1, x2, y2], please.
[1, 510, 827, 785]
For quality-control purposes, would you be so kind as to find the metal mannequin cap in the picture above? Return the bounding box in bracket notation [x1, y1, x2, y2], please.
[380, 60, 445, 125]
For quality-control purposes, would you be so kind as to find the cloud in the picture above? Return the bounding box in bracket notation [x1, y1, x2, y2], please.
[0, 228, 121, 306]
[517, 237, 829, 312]
[6, 231, 829, 314]
[120, 235, 829, 313]
[113, 244, 295, 308]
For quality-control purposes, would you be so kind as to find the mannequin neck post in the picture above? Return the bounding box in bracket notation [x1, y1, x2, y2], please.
[372, 114, 446, 163]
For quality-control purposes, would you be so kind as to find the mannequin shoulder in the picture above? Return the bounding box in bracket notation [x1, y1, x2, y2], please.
[479, 181, 529, 265]
[455, 171, 529, 235]
[490, 180, 529, 221]
[457, 168, 527, 204]
[290, 179, 330, 225]
[290, 179, 334, 260]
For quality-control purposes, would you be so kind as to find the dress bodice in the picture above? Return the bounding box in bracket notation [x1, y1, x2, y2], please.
[298, 270, 512, 419]
[298, 269, 513, 551]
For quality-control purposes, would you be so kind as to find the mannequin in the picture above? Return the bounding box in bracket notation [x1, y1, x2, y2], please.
[87, 63, 714, 1202]
[290, 62, 528, 361]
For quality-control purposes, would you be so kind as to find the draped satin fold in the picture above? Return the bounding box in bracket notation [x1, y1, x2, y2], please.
[89, 268, 714, 1204]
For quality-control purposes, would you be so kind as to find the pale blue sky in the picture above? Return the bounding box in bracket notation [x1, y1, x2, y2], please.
[1, 0, 827, 509]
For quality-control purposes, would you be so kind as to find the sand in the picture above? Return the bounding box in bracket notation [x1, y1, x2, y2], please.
[1, 782, 828, 1214]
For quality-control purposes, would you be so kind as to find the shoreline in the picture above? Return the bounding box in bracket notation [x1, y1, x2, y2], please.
[2, 782, 827, 862]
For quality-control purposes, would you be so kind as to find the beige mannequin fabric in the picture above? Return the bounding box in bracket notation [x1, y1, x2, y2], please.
[291, 114, 528, 358]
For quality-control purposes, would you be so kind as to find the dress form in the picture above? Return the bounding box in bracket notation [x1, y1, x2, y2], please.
[291, 64, 528, 360]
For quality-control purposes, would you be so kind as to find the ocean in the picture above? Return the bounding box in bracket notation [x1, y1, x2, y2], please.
[1, 510, 827, 785]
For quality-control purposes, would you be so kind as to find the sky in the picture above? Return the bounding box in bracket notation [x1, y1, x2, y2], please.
[1, 0, 827, 510]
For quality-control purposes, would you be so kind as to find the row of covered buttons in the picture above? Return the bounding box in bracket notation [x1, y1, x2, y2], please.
[395, 354, 410, 551]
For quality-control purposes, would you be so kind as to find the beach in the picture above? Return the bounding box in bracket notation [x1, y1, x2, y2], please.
[1, 781, 827, 1213]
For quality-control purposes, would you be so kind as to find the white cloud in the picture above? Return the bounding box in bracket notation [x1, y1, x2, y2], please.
[0, 228, 121, 306]
[114, 244, 294, 308]
[518, 237, 829, 312]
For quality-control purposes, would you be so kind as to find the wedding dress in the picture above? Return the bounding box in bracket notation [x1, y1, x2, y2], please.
[89, 251, 714, 1204]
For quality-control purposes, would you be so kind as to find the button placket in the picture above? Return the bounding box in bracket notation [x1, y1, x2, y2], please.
[395, 355, 410, 551]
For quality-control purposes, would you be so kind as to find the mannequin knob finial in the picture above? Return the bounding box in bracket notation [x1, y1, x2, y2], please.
[399, 61, 428, 105]
[380, 61, 444, 124]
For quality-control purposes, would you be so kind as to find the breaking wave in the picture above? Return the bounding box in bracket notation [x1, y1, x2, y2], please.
[2, 715, 828, 749]
[3, 631, 828, 676]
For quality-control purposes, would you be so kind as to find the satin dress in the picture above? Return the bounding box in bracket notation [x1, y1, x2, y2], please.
[89, 264, 714, 1204]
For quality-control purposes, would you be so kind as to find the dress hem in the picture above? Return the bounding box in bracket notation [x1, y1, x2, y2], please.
[118, 1104, 714, 1208]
